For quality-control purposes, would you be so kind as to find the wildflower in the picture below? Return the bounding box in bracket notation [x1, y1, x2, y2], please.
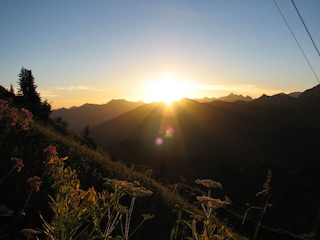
[87, 186, 97, 203]
[221, 225, 225, 231]
[47, 165, 59, 179]
[81, 207, 88, 213]
[142, 214, 154, 220]
[0, 99, 9, 116]
[104, 178, 131, 187]
[115, 204, 129, 214]
[119, 180, 129, 188]
[197, 195, 232, 208]
[126, 186, 153, 197]
[27, 176, 41, 192]
[226, 230, 234, 238]
[197, 195, 215, 202]
[11, 157, 24, 172]
[20, 108, 33, 131]
[104, 178, 120, 186]
[20, 228, 41, 238]
[104, 178, 133, 193]
[75, 179, 80, 190]
[44, 145, 58, 161]
[195, 179, 222, 189]
[223, 196, 232, 205]
[10, 107, 19, 126]
[104, 178, 152, 197]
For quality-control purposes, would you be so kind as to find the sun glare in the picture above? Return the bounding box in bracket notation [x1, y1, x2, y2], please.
[145, 73, 191, 105]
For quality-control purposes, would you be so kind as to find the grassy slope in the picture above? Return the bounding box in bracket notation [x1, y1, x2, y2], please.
[33, 122, 247, 240]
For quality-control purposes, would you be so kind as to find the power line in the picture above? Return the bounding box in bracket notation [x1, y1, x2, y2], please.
[291, 0, 320, 57]
[272, 0, 320, 83]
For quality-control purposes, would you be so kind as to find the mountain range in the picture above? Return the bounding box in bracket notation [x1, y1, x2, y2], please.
[51, 99, 145, 132]
[51, 91, 307, 133]
[51, 85, 320, 237]
[74, 85, 320, 237]
[51, 92, 284, 132]
[194, 93, 253, 103]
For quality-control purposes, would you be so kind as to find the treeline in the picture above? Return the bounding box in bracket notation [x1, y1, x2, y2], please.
[0, 67, 51, 122]
[1, 68, 98, 149]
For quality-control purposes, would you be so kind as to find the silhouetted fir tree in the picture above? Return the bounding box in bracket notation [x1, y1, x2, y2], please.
[16, 67, 51, 122]
[81, 124, 97, 149]
[50, 117, 70, 136]
[10, 84, 14, 95]
[17, 67, 41, 104]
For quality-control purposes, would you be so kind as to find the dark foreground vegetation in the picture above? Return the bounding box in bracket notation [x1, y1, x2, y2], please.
[1, 69, 320, 239]
[0, 84, 244, 239]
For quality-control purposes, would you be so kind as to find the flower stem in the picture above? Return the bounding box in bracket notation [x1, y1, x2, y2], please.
[0, 167, 16, 185]
[5, 188, 34, 240]
[124, 196, 136, 240]
[253, 195, 270, 240]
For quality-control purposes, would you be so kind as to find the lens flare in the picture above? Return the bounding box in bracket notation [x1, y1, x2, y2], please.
[155, 137, 163, 145]
[155, 126, 174, 146]
[164, 127, 174, 138]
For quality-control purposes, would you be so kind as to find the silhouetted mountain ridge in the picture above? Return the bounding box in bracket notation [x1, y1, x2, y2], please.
[51, 90, 306, 133]
[194, 93, 253, 103]
[51, 99, 145, 132]
[89, 84, 320, 236]
[298, 84, 320, 101]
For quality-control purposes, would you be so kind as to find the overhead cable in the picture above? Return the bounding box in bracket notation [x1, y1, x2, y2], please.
[273, 0, 319, 83]
[291, 0, 320, 57]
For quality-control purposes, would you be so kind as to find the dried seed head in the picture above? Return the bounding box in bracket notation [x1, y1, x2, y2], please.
[142, 214, 154, 220]
[127, 186, 153, 197]
[195, 179, 222, 189]
[20, 228, 41, 238]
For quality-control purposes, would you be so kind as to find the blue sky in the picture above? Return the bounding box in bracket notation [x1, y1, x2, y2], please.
[1, 0, 320, 109]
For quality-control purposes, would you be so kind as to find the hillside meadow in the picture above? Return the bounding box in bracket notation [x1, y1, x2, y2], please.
[1, 98, 248, 239]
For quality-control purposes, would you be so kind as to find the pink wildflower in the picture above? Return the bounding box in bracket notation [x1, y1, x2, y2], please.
[47, 165, 59, 179]
[44, 145, 60, 179]
[0, 100, 8, 119]
[20, 108, 33, 131]
[11, 157, 24, 172]
[43, 145, 58, 160]
[10, 107, 19, 126]
[27, 176, 41, 192]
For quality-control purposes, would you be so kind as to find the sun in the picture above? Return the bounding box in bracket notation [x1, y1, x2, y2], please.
[145, 73, 191, 104]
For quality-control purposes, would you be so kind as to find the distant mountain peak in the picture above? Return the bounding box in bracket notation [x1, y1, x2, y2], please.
[194, 93, 252, 103]
[51, 100, 145, 132]
[218, 93, 253, 102]
[254, 92, 296, 104]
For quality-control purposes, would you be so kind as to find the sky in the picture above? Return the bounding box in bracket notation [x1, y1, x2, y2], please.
[1, 0, 320, 109]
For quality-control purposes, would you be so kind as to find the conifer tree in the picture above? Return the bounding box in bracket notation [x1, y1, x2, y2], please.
[81, 124, 96, 149]
[16, 67, 51, 122]
[17, 67, 41, 105]
[10, 84, 14, 95]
